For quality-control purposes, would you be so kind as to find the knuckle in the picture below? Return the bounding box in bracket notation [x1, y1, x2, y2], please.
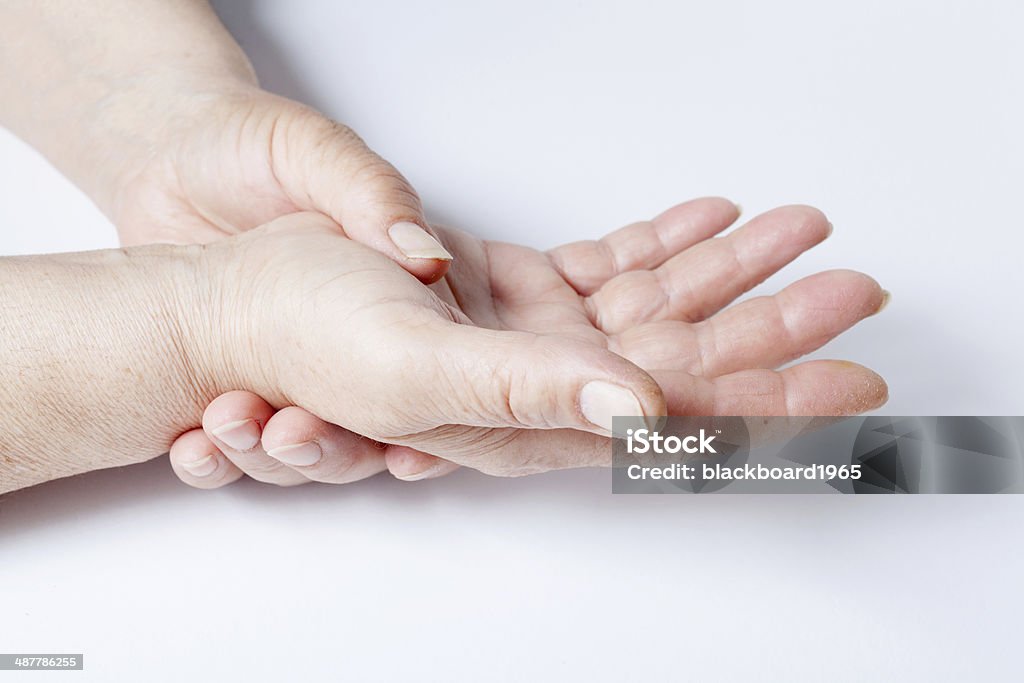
[348, 158, 422, 210]
[283, 104, 363, 152]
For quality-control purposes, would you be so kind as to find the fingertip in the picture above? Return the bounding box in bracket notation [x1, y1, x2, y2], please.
[202, 391, 276, 452]
[777, 203, 829, 223]
[386, 446, 458, 481]
[562, 344, 667, 435]
[169, 429, 244, 489]
[263, 405, 388, 483]
[796, 360, 890, 414]
[361, 221, 453, 283]
[876, 289, 892, 315]
[261, 405, 330, 454]
[200, 394, 313, 485]
[587, 349, 667, 434]
[435, 327, 665, 434]
[839, 361, 890, 411]
[636, 370, 669, 424]
[401, 254, 451, 284]
[388, 221, 453, 260]
[578, 375, 666, 436]
[789, 269, 886, 319]
[841, 270, 887, 317]
[773, 204, 832, 242]
[653, 196, 742, 225]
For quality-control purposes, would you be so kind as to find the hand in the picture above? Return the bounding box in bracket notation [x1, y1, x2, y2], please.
[111, 86, 452, 283]
[1, 1, 451, 283]
[93, 70, 476, 485]
[168, 200, 889, 487]
[90, 72, 472, 484]
[0, 201, 887, 493]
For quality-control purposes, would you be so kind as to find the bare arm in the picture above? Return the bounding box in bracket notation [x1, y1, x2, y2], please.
[0, 242, 210, 492]
[0, 1, 449, 273]
[0, 0, 255, 213]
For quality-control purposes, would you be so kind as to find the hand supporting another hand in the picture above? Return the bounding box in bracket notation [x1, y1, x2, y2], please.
[109, 88, 454, 282]
[0, 0, 463, 483]
[0, 201, 887, 493]
[166, 200, 889, 487]
[0, 1, 888, 493]
[1, 0, 452, 282]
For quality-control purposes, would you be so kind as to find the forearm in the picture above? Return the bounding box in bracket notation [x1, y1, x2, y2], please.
[0, 243, 212, 493]
[0, 0, 256, 213]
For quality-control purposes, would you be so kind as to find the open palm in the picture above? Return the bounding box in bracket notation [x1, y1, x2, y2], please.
[170, 198, 888, 485]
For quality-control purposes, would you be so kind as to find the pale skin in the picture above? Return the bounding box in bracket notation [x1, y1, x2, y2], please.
[0, 209, 888, 493]
[0, 1, 890, 493]
[173, 202, 890, 488]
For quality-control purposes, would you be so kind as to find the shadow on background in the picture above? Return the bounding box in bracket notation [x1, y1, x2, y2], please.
[3, 448, 1012, 549]
[2, 0, 1012, 546]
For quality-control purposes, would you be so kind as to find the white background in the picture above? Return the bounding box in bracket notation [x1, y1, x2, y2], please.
[1, 1, 1022, 680]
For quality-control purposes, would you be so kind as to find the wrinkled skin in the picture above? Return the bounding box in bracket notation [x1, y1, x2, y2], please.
[171, 201, 888, 485]
[111, 90, 450, 283]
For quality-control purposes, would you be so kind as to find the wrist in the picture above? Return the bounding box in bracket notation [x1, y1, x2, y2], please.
[0, 243, 222, 491]
[0, 0, 260, 219]
[110, 230, 298, 424]
[86, 74, 262, 218]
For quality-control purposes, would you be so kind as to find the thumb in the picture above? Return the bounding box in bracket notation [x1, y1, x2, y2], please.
[276, 108, 451, 284]
[416, 323, 666, 436]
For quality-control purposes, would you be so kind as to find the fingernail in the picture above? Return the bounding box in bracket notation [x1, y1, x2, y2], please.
[266, 441, 322, 467]
[180, 453, 219, 477]
[396, 464, 442, 481]
[579, 381, 646, 435]
[388, 222, 453, 260]
[734, 202, 743, 216]
[396, 461, 456, 482]
[826, 221, 834, 237]
[211, 419, 260, 451]
[876, 290, 891, 313]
